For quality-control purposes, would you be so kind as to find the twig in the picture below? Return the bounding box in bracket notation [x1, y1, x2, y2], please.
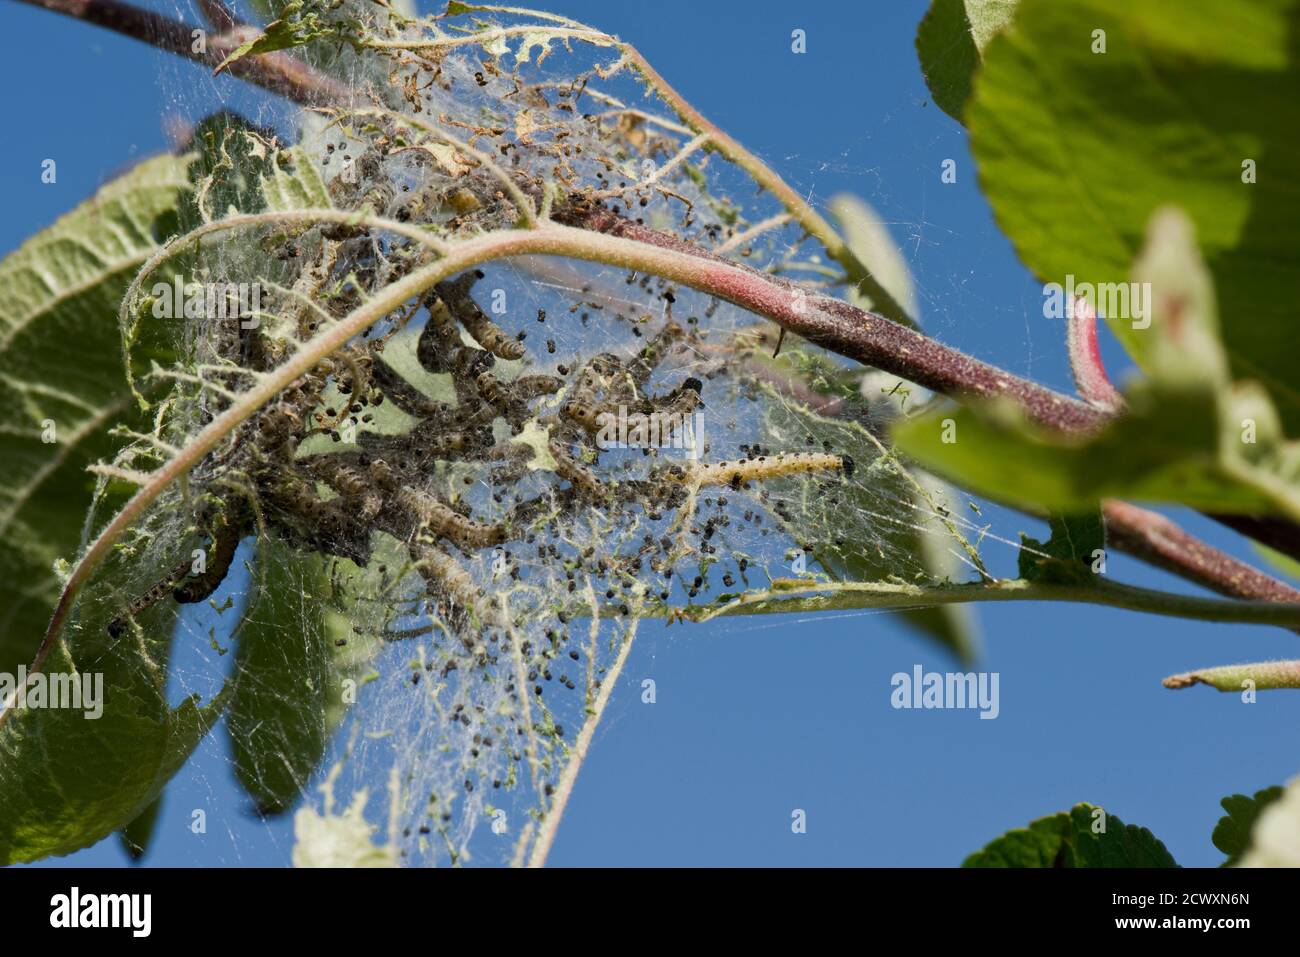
[1066, 297, 1123, 412]
[714, 212, 795, 257]
[1164, 659, 1300, 691]
[668, 577, 1300, 630]
[13, 0, 348, 105]
[1102, 502, 1300, 608]
[561, 204, 1107, 434]
[525, 614, 639, 867]
[196, 0, 238, 32]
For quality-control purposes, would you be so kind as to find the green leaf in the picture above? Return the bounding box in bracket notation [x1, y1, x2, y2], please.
[0, 153, 193, 675]
[894, 209, 1300, 523]
[967, 0, 1300, 429]
[916, 0, 1019, 122]
[0, 572, 228, 863]
[829, 194, 919, 320]
[964, 803, 1177, 867]
[963, 810, 1071, 866]
[1213, 787, 1284, 866]
[1067, 804, 1178, 867]
[1018, 510, 1105, 584]
[118, 794, 163, 862]
[227, 536, 382, 814]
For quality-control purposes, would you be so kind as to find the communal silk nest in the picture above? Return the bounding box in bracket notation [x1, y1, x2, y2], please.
[83, 2, 956, 866]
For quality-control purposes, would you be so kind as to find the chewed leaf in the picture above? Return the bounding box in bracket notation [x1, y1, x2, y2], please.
[189, 113, 277, 223]
[261, 146, 332, 212]
[214, 1, 339, 76]
[1017, 510, 1105, 585]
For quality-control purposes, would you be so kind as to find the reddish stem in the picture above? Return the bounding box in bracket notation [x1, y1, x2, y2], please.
[14, 0, 347, 105]
[1066, 297, 1123, 412]
[563, 205, 1107, 434]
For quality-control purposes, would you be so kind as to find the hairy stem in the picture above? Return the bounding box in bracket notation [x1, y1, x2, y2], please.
[564, 205, 1106, 434]
[1066, 298, 1123, 412]
[1102, 502, 1300, 610]
[1164, 659, 1300, 691]
[13, 0, 349, 105]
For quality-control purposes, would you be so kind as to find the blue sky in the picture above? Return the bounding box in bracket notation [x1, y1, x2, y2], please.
[5, 0, 1298, 867]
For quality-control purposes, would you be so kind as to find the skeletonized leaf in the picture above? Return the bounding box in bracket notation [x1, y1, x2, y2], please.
[261, 145, 332, 212]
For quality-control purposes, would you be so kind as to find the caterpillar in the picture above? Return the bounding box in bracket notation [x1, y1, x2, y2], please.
[394, 485, 510, 551]
[670, 452, 853, 489]
[173, 518, 245, 604]
[437, 273, 526, 361]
